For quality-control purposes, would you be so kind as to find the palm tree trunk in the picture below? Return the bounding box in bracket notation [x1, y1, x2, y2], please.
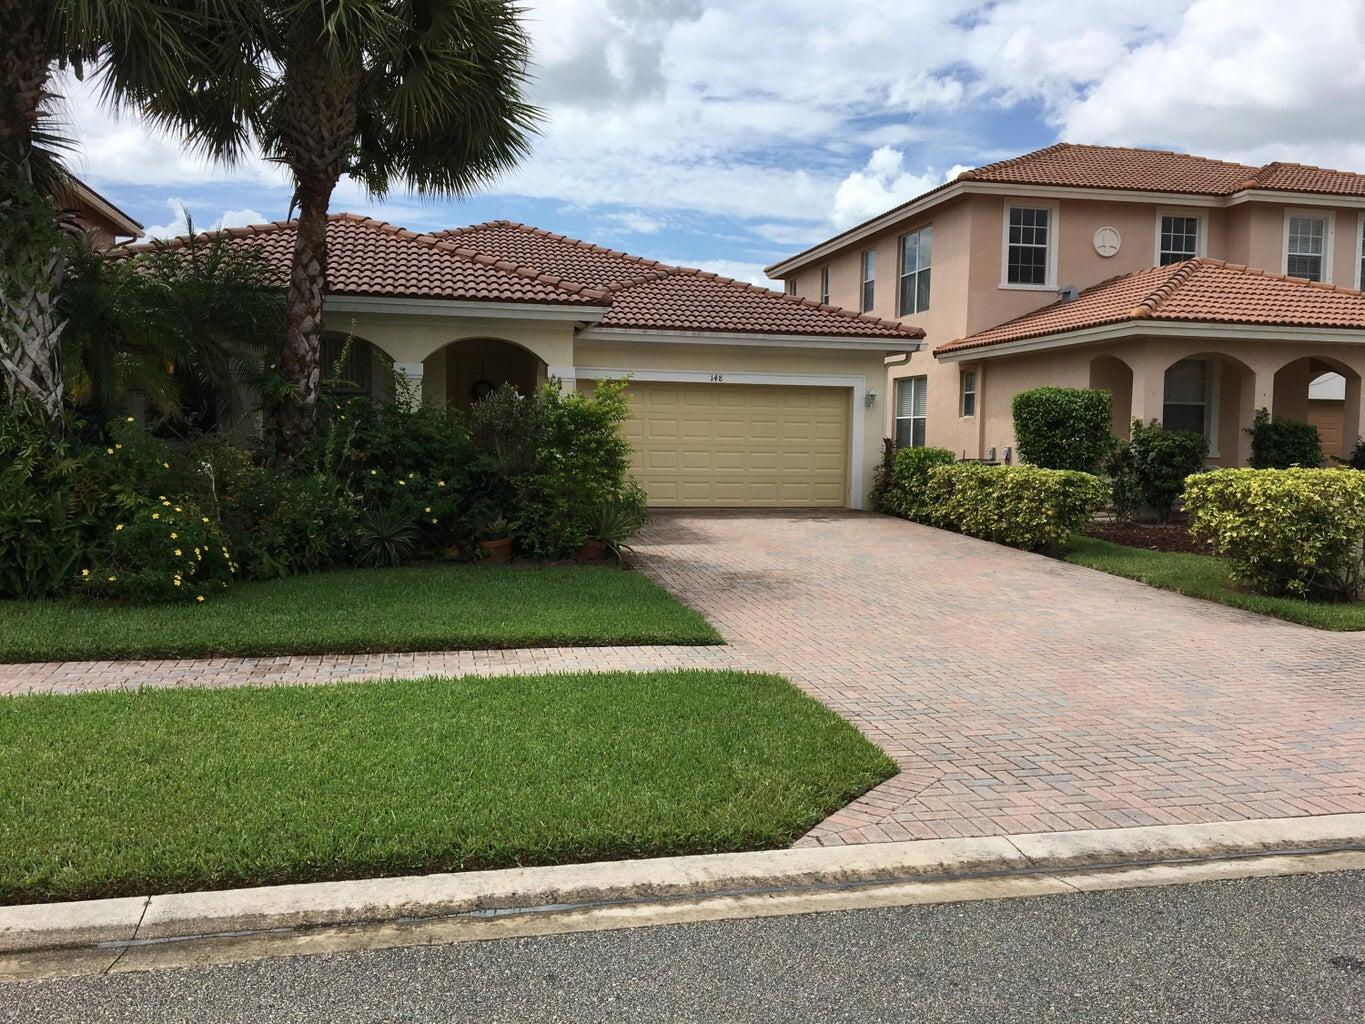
[279, 184, 334, 448]
[0, 246, 65, 423]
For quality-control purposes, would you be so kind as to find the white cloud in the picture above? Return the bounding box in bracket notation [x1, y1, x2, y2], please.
[138, 200, 268, 241]
[831, 148, 956, 228]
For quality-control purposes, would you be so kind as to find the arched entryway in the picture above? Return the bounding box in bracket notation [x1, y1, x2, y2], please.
[320, 331, 392, 401]
[433, 337, 549, 411]
[1272, 355, 1361, 461]
[1088, 354, 1134, 439]
[1159, 352, 1255, 464]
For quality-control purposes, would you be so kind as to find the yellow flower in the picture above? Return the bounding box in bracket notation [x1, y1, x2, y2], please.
[126, 416, 134, 423]
[370, 469, 377, 476]
[173, 579, 182, 587]
[162, 500, 171, 507]
[175, 549, 183, 557]
[196, 595, 205, 603]
[108, 575, 117, 582]
[170, 532, 178, 539]
[201, 517, 209, 524]
[162, 462, 170, 469]
[106, 448, 114, 455]
[397, 480, 406, 486]
[152, 513, 160, 520]
[174, 506, 182, 512]
[115, 443, 123, 450]
[159, 496, 166, 500]
[438, 480, 445, 487]
[115, 524, 124, 531]
[81, 568, 90, 578]
[424, 506, 431, 513]
[431, 517, 438, 524]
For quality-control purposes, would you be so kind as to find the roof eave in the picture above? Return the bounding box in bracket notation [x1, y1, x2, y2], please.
[324, 294, 611, 323]
[578, 325, 923, 352]
[936, 318, 1365, 362]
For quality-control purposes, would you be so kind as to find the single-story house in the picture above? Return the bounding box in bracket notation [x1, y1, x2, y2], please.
[143, 214, 922, 509]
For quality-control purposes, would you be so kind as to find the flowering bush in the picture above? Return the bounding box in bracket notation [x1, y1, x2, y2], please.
[84, 498, 236, 603]
[925, 463, 1109, 551]
[1184, 468, 1365, 600]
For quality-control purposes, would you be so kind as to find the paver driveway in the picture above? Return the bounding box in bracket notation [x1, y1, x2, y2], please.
[632, 510, 1365, 846]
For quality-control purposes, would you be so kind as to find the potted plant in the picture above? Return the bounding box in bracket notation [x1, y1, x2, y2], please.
[581, 485, 649, 563]
[477, 516, 514, 562]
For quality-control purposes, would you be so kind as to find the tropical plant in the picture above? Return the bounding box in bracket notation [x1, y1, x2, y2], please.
[592, 483, 649, 563]
[60, 224, 285, 428]
[354, 504, 418, 568]
[188, 0, 541, 449]
[0, 0, 235, 426]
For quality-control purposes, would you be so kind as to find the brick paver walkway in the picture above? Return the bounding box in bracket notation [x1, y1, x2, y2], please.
[0, 646, 748, 695]
[631, 511, 1365, 845]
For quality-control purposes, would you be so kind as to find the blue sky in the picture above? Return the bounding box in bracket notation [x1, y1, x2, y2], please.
[61, 0, 1365, 286]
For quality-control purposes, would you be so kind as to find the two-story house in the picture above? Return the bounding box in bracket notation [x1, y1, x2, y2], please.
[767, 143, 1365, 466]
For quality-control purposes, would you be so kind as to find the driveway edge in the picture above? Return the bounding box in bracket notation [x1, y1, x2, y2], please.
[4, 813, 1363, 956]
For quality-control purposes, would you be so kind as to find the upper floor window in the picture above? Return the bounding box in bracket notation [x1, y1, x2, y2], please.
[861, 249, 876, 311]
[1004, 205, 1053, 286]
[820, 265, 830, 305]
[894, 376, 927, 448]
[959, 369, 976, 417]
[1159, 214, 1200, 264]
[897, 226, 933, 316]
[1285, 211, 1332, 282]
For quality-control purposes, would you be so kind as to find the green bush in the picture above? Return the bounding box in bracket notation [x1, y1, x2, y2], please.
[1246, 408, 1324, 468]
[85, 497, 236, 603]
[1109, 420, 1209, 522]
[868, 438, 896, 512]
[1184, 468, 1365, 600]
[880, 446, 955, 520]
[1338, 437, 1365, 471]
[1012, 386, 1115, 473]
[925, 463, 1108, 551]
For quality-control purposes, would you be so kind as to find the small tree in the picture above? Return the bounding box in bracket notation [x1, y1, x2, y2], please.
[1012, 386, 1115, 473]
[1111, 420, 1208, 522]
[1246, 408, 1324, 469]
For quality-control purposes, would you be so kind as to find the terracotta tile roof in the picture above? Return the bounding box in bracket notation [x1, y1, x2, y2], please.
[442, 220, 923, 340]
[118, 214, 610, 305]
[937, 259, 1365, 355]
[124, 215, 919, 341]
[769, 143, 1365, 275]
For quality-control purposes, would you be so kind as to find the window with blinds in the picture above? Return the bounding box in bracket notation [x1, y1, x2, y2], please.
[894, 376, 927, 447]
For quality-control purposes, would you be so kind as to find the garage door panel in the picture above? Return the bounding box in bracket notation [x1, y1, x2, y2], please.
[587, 379, 849, 508]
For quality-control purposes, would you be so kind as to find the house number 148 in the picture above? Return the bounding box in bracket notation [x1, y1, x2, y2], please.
[709, 373, 724, 382]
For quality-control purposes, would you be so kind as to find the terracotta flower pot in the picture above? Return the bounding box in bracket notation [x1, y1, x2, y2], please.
[478, 537, 512, 562]
[575, 540, 607, 561]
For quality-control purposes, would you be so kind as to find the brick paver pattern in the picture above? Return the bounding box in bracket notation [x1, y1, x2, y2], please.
[3, 510, 1361, 847]
[630, 512, 1365, 846]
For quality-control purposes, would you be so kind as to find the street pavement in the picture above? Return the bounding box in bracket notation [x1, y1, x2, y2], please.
[4, 869, 1362, 1023]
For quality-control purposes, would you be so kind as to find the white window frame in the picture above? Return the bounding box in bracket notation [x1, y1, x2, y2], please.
[1153, 208, 1206, 265]
[894, 375, 927, 448]
[820, 265, 830, 305]
[1355, 213, 1365, 290]
[999, 200, 1059, 290]
[1162, 357, 1221, 458]
[959, 368, 976, 418]
[1282, 208, 1335, 282]
[860, 249, 876, 311]
[897, 224, 933, 316]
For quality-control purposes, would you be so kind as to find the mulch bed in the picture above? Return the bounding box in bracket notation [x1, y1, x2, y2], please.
[1083, 521, 1212, 555]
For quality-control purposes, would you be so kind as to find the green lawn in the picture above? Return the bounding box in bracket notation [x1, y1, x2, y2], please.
[0, 670, 895, 904]
[0, 563, 721, 663]
[1065, 536, 1365, 631]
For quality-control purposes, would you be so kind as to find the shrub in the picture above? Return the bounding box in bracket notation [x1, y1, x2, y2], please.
[881, 446, 955, 521]
[1246, 408, 1324, 469]
[1338, 437, 1365, 471]
[1012, 386, 1115, 473]
[1109, 420, 1209, 522]
[85, 498, 236, 603]
[1184, 468, 1365, 600]
[868, 437, 896, 512]
[925, 463, 1109, 551]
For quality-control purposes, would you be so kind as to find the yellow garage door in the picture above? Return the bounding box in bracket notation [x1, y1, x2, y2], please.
[586, 380, 850, 508]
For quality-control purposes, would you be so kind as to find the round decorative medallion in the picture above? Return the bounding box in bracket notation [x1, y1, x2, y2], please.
[1093, 226, 1121, 257]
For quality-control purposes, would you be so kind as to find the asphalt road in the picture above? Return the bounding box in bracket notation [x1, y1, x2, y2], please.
[4, 870, 1363, 1023]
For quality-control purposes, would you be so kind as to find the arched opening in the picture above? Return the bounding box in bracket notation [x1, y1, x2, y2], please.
[1272, 355, 1361, 460]
[1159, 352, 1255, 464]
[320, 331, 393, 402]
[434, 337, 549, 411]
[1088, 354, 1133, 439]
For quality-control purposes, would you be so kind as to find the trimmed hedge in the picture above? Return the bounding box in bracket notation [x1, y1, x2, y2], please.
[1246, 408, 1324, 469]
[1184, 468, 1365, 600]
[925, 463, 1109, 552]
[880, 446, 955, 520]
[1012, 386, 1115, 474]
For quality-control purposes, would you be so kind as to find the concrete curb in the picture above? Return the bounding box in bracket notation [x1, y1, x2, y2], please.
[3, 813, 1363, 956]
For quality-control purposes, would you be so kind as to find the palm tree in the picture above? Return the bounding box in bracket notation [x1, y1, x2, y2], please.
[0, 0, 238, 428]
[239, 0, 540, 450]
